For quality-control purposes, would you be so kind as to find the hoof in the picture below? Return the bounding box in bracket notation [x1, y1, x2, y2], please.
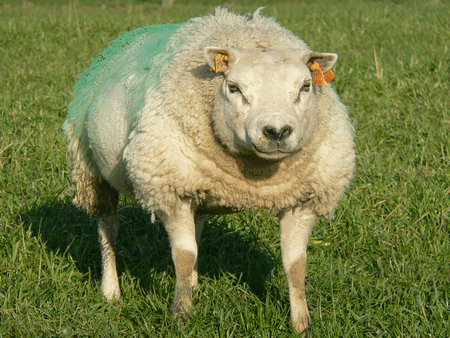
[101, 283, 121, 302]
[292, 313, 310, 337]
[170, 293, 193, 321]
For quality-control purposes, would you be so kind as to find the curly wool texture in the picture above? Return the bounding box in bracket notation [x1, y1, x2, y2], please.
[64, 8, 355, 218]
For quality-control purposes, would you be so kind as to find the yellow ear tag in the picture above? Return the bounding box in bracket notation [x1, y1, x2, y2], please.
[214, 53, 228, 73]
[311, 62, 326, 86]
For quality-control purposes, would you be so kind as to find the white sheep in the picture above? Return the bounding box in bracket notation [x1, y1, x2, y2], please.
[63, 7, 355, 335]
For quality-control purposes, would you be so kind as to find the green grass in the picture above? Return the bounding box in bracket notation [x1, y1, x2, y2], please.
[1, 0, 449, 336]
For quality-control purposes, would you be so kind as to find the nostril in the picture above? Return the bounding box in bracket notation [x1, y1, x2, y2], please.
[279, 126, 292, 140]
[263, 126, 278, 140]
[262, 125, 293, 142]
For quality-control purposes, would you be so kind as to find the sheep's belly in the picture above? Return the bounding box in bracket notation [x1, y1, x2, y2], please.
[196, 204, 241, 215]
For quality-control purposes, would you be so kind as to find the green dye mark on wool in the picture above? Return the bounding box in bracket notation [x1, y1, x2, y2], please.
[63, 23, 183, 138]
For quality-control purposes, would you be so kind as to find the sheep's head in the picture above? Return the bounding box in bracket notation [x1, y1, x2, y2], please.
[205, 46, 337, 161]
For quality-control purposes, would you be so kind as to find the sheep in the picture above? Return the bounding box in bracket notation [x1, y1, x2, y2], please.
[62, 7, 355, 335]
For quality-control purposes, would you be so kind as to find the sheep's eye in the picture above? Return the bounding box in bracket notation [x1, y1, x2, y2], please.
[227, 83, 248, 104]
[294, 81, 311, 104]
[228, 84, 241, 94]
[302, 81, 311, 92]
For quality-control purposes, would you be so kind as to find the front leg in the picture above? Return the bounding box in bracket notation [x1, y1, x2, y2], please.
[279, 206, 318, 336]
[157, 199, 198, 318]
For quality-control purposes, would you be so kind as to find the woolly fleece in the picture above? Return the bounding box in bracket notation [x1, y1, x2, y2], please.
[63, 7, 355, 219]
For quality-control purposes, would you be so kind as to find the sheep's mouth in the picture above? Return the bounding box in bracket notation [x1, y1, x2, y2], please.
[252, 145, 294, 160]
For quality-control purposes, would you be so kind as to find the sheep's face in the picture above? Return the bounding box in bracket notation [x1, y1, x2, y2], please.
[205, 47, 337, 161]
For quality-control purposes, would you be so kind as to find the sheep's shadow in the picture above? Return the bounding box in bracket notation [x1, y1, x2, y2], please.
[20, 197, 277, 300]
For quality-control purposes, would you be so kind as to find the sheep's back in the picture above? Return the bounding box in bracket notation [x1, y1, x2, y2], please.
[63, 23, 183, 141]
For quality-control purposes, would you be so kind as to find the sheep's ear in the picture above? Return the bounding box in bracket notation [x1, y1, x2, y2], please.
[306, 52, 338, 73]
[204, 47, 239, 73]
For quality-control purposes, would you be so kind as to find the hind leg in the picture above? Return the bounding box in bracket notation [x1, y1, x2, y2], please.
[191, 215, 205, 289]
[96, 180, 120, 301]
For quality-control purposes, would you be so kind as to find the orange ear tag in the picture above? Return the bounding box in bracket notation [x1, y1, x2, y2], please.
[323, 69, 335, 83]
[311, 62, 326, 86]
[311, 62, 335, 85]
[214, 54, 228, 73]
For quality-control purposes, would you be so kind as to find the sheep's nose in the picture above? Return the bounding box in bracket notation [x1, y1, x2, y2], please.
[262, 125, 293, 142]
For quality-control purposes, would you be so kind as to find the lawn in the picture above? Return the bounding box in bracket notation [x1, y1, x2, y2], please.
[0, 0, 449, 336]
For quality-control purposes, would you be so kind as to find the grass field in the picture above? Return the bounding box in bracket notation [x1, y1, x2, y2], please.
[1, 0, 449, 336]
